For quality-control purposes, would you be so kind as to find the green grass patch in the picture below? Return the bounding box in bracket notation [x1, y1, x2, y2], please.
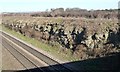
[1, 24, 79, 61]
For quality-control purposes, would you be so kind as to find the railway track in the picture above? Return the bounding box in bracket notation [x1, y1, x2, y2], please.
[2, 37, 44, 72]
[1, 31, 73, 72]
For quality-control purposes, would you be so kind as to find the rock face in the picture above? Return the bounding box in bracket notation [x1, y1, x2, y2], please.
[2, 16, 120, 59]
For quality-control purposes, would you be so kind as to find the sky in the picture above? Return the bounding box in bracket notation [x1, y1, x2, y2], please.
[0, 0, 119, 12]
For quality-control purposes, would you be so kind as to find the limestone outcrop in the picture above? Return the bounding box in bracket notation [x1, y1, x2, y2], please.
[2, 17, 120, 59]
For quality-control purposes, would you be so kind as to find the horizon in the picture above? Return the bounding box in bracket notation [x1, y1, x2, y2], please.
[0, 0, 119, 12]
[1, 8, 118, 13]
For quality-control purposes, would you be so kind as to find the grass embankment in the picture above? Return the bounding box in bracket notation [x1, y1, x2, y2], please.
[1, 25, 79, 61]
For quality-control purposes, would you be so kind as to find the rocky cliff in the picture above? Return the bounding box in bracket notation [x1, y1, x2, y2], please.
[2, 16, 120, 60]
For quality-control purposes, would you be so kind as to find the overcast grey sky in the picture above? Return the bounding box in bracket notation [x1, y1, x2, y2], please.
[0, 0, 119, 12]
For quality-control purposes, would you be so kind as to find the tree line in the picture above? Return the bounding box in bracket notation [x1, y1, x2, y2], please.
[31, 8, 118, 19]
[3, 8, 118, 19]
